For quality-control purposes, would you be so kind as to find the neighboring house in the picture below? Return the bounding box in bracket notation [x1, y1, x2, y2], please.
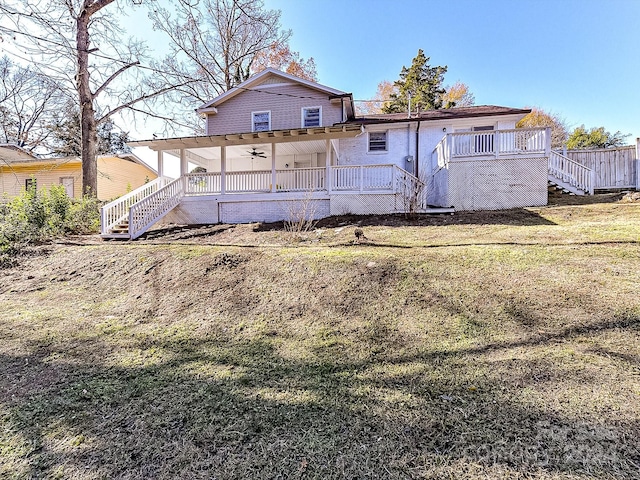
[0, 144, 157, 201]
[101, 68, 592, 239]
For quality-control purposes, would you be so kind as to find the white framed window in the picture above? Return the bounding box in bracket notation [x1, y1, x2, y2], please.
[368, 131, 388, 152]
[252, 111, 271, 132]
[302, 106, 321, 127]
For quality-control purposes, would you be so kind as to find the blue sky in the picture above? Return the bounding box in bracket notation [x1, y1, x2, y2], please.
[267, 0, 639, 143]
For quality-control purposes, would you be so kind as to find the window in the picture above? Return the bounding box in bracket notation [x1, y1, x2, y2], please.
[25, 178, 36, 191]
[302, 107, 321, 127]
[368, 131, 388, 152]
[252, 111, 271, 132]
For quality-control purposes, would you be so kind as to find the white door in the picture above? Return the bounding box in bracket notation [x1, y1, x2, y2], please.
[60, 177, 74, 197]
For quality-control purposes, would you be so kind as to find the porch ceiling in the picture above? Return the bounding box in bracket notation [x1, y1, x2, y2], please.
[164, 139, 329, 163]
[128, 124, 363, 151]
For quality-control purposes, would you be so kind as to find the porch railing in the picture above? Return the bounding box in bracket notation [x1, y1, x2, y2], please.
[432, 128, 549, 165]
[100, 176, 171, 235]
[182, 165, 404, 195]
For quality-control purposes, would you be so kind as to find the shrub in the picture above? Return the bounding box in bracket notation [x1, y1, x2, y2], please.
[0, 185, 100, 265]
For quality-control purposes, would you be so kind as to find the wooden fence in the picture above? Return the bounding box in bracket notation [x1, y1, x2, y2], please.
[564, 143, 638, 190]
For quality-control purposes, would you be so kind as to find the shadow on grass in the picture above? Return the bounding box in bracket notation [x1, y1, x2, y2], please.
[253, 208, 557, 232]
[2, 313, 639, 479]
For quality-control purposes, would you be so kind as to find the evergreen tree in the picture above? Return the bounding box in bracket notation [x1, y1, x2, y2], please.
[383, 50, 448, 114]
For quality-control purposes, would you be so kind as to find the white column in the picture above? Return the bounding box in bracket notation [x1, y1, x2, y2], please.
[271, 143, 277, 193]
[220, 146, 226, 195]
[180, 149, 187, 176]
[157, 150, 163, 178]
[325, 139, 332, 193]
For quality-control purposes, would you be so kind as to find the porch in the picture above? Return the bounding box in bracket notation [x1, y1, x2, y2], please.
[101, 163, 432, 239]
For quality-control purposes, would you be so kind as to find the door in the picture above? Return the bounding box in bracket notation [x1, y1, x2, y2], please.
[473, 126, 495, 154]
[60, 177, 74, 197]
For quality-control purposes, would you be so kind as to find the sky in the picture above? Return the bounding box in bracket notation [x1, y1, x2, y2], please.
[265, 0, 639, 143]
[1, 0, 638, 152]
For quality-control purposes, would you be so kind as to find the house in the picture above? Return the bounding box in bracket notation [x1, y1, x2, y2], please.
[0, 144, 157, 201]
[101, 68, 591, 239]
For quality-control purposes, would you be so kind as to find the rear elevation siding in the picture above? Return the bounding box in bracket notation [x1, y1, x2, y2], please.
[206, 83, 344, 135]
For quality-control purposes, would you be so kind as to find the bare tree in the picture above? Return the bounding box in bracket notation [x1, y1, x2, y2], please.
[251, 41, 317, 81]
[0, 0, 194, 196]
[148, 0, 292, 130]
[0, 56, 66, 152]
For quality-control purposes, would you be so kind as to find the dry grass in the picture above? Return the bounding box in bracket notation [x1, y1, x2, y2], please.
[1, 193, 639, 479]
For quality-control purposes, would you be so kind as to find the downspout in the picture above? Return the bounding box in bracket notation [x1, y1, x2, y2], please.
[415, 120, 421, 178]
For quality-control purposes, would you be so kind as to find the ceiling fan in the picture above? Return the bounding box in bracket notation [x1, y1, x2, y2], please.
[246, 147, 267, 158]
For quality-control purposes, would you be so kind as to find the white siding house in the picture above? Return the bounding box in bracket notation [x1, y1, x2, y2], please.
[100, 69, 590, 239]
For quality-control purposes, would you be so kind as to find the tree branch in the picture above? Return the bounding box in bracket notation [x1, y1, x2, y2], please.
[92, 60, 140, 98]
[97, 81, 196, 124]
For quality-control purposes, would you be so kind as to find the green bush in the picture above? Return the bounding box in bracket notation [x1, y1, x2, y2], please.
[0, 185, 100, 264]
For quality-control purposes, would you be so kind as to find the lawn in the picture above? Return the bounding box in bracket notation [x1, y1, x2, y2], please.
[1, 194, 639, 479]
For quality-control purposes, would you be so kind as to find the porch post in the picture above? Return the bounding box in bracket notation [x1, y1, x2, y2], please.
[325, 139, 332, 193]
[157, 150, 163, 178]
[636, 137, 639, 190]
[271, 143, 277, 193]
[220, 145, 226, 195]
[545, 127, 552, 157]
[180, 149, 187, 176]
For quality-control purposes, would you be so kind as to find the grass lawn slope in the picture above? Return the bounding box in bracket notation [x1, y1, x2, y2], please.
[1, 194, 639, 479]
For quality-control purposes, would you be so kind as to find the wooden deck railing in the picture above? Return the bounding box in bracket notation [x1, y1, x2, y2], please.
[548, 151, 594, 195]
[100, 176, 171, 235]
[182, 165, 404, 195]
[432, 128, 549, 165]
[128, 177, 185, 239]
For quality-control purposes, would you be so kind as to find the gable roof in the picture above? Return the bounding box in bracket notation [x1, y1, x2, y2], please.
[0, 144, 39, 163]
[196, 68, 352, 115]
[0, 145, 156, 174]
[349, 105, 531, 125]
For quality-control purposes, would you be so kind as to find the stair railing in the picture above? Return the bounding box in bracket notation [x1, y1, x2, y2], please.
[548, 151, 594, 195]
[393, 165, 426, 212]
[128, 177, 185, 239]
[100, 177, 171, 235]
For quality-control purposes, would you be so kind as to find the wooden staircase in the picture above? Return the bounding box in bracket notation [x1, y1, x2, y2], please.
[548, 151, 594, 196]
[100, 176, 184, 240]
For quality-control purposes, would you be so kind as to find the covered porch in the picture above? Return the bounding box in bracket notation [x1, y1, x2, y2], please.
[101, 125, 431, 239]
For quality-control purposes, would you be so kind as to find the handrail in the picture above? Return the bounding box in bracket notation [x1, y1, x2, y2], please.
[393, 165, 426, 212]
[431, 128, 548, 165]
[128, 177, 185, 239]
[548, 151, 594, 195]
[100, 176, 171, 235]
